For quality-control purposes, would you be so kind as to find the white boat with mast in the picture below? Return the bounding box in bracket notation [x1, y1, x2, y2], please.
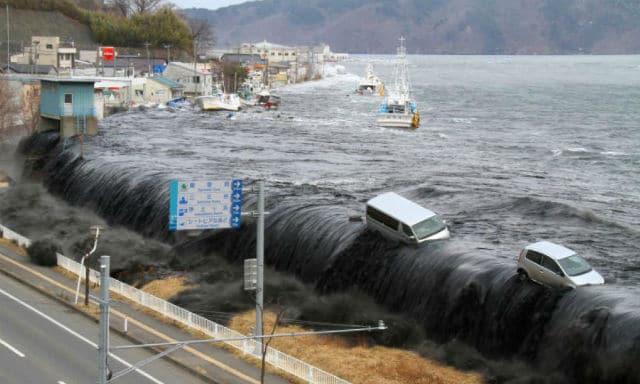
[376, 36, 420, 129]
[195, 84, 241, 112]
[357, 63, 385, 96]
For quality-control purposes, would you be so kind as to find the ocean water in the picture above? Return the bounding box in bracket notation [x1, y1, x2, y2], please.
[90, 54, 640, 285]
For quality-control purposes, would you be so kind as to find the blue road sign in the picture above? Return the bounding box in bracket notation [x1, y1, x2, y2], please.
[169, 179, 243, 231]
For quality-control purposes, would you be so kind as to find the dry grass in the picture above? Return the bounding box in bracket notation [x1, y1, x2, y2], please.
[0, 238, 28, 257]
[229, 311, 482, 384]
[141, 276, 193, 300]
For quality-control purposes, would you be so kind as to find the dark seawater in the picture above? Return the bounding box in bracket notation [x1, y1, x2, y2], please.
[86, 54, 640, 284]
[8, 55, 640, 383]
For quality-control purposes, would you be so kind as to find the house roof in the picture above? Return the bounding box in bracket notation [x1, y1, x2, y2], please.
[149, 76, 184, 89]
[268, 62, 290, 69]
[1, 63, 57, 75]
[167, 61, 210, 74]
[221, 53, 266, 65]
[250, 41, 291, 50]
[41, 78, 95, 84]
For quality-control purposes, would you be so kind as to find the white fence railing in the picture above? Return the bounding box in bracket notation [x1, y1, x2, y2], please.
[0, 223, 350, 384]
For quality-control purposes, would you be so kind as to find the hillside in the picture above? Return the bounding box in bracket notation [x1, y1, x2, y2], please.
[183, 0, 640, 54]
[0, 8, 95, 51]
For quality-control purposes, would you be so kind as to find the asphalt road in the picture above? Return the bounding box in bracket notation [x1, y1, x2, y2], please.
[0, 272, 211, 384]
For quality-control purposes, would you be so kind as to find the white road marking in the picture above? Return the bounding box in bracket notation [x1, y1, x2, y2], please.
[58, 381, 67, 384]
[0, 336, 25, 357]
[0, 287, 164, 384]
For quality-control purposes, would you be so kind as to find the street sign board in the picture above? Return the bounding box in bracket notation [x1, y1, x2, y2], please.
[102, 46, 115, 61]
[169, 179, 243, 231]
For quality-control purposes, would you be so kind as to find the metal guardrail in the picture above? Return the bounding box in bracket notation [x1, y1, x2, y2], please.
[0, 223, 350, 384]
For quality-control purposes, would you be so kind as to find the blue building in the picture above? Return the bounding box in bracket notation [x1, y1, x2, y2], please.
[39, 79, 98, 138]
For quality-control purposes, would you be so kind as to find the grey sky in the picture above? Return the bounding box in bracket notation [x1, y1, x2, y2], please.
[170, 0, 254, 10]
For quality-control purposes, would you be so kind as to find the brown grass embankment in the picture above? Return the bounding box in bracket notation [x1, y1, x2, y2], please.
[229, 311, 483, 384]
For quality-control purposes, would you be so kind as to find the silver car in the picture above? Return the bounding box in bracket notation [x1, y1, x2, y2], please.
[517, 241, 604, 289]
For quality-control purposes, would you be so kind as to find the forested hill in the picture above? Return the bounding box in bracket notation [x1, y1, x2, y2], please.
[183, 0, 640, 54]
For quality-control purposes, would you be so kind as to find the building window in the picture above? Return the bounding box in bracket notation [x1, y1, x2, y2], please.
[46, 44, 53, 50]
[192, 76, 200, 83]
[270, 52, 275, 56]
[64, 93, 73, 103]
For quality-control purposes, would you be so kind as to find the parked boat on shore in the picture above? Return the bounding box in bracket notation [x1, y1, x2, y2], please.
[376, 37, 420, 129]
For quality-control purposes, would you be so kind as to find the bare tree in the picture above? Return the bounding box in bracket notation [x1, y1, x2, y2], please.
[21, 85, 40, 135]
[0, 79, 20, 142]
[131, 0, 164, 14]
[259, 308, 286, 384]
[186, 17, 215, 57]
[111, 0, 131, 16]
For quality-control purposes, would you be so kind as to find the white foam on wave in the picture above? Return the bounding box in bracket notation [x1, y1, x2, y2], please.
[323, 64, 347, 77]
[451, 117, 473, 124]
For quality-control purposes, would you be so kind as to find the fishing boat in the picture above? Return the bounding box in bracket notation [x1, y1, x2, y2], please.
[357, 64, 385, 96]
[195, 92, 241, 112]
[256, 89, 281, 110]
[376, 37, 420, 129]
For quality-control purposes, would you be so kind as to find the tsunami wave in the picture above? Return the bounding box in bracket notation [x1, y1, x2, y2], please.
[15, 132, 640, 383]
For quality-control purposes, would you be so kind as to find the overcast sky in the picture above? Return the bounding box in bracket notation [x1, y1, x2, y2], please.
[170, 0, 255, 10]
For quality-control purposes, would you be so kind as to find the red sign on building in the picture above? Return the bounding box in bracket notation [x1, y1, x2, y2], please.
[102, 47, 115, 61]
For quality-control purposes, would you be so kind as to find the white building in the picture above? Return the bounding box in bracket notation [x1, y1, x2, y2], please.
[162, 62, 213, 97]
[238, 41, 298, 63]
[11, 36, 77, 69]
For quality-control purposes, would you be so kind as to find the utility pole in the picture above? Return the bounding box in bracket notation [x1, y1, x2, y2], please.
[254, 180, 265, 356]
[163, 44, 171, 63]
[98, 255, 110, 384]
[6, 3, 9, 71]
[74, 226, 102, 306]
[144, 42, 151, 76]
[193, 39, 198, 95]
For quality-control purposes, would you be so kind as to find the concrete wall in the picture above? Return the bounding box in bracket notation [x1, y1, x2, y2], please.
[60, 116, 97, 138]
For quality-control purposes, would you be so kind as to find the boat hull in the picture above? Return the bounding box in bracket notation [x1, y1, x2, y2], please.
[376, 112, 420, 129]
[196, 95, 241, 112]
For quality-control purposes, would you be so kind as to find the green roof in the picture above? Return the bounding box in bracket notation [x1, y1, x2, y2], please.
[150, 76, 184, 89]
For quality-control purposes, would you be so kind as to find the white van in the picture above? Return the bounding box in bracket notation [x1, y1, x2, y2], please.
[365, 192, 450, 244]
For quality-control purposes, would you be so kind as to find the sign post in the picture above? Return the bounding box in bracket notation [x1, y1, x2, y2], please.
[169, 179, 243, 231]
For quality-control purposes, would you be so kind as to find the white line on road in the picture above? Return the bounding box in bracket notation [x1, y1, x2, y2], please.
[0, 287, 164, 384]
[0, 335, 25, 357]
[58, 381, 67, 384]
